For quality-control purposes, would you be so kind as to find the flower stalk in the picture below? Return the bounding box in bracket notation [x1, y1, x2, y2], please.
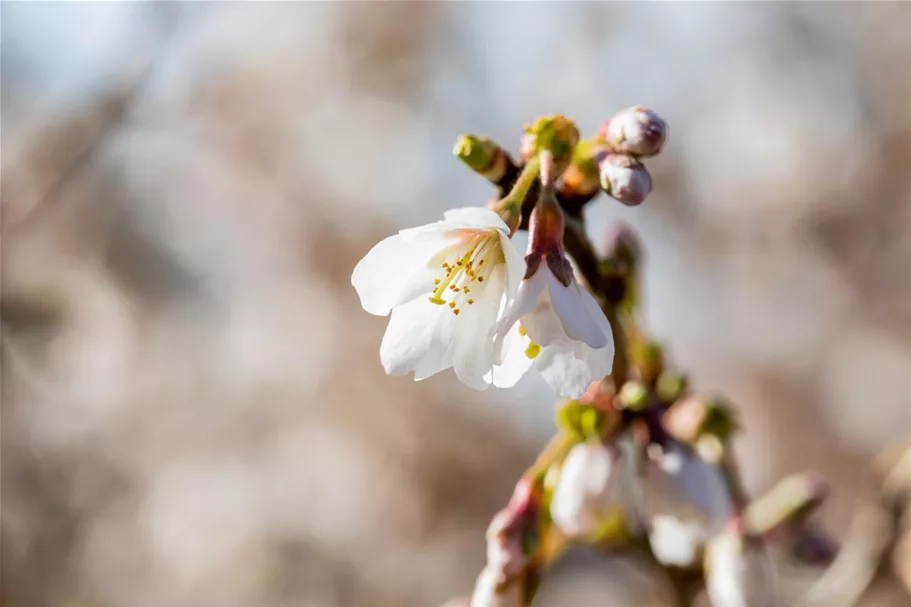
[489, 155, 540, 235]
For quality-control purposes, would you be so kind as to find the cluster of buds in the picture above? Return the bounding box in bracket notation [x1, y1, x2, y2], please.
[596, 106, 667, 206]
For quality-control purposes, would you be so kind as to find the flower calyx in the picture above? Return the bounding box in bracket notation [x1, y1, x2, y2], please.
[525, 152, 573, 286]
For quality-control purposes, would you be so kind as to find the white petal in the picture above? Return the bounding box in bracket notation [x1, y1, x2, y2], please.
[546, 273, 608, 349]
[400, 207, 508, 241]
[534, 344, 597, 398]
[494, 269, 549, 346]
[571, 336, 614, 382]
[551, 443, 618, 537]
[380, 296, 456, 380]
[579, 284, 614, 346]
[489, 322, 534, 388]
[443, 207, 510, 233]
[518, 288, 565, 347]
[452, 264, 507, 390]
[497, 230, 526, 299]
[352, 233, 446, 316]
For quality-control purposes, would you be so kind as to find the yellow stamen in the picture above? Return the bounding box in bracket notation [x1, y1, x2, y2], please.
[427, 234, 504, 312]
[453, 309, 461, 315]
[518, 325, 527, 336]
[525, 343, 541, 359]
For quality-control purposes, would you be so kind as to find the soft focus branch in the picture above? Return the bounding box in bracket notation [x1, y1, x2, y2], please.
[796, 441, 911, 607]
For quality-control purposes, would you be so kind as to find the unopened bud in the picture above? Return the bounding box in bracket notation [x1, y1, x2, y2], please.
[559, 138, 608, 200]
[521, 114, 580, 174]
[598, 152, 652, 206]
[600, 222, 641, 269]
[664, 395, 738, 444]
[472, 480, 540, 607]
[455, 135, 509, 183]
[618, 380, 649, 411]
[556, 401, 606, 441]
[656, 370, 688, 403]
[599, 106, 668, 158]
[633, 340, 664, 386]
[704, 520, 778, 607]
[649, 515, 705, 568]
[469, 566, 524, 607]
[550, 442, 620, 538]
[485, 508, 527, 574]
[745, 472, 829, 535]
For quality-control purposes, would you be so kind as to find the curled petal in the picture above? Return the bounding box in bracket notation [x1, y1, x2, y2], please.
[547, 272, 609, 349]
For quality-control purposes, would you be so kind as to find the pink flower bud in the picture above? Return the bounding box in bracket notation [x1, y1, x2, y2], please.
[598, 153, 652, 206]
[550, 442, 619, 538]
[600, 106, 668, 158]
[469, 566, 524, 607]
[600, 222, 641, 266]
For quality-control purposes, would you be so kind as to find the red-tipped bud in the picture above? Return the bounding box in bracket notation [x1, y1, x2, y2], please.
[599, 106, 668, 158]
[598, 152, 652, 206]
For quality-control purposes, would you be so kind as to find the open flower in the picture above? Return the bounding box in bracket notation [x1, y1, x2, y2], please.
[352, 207, 525, 389]
[490, 255, 614, 398]
[490, 157, 614, 398]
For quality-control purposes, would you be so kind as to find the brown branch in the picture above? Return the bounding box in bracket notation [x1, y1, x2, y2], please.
[796, 441, 911, 607]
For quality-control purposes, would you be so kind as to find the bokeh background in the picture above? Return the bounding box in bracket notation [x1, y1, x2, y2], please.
[3, 3, 911, 606]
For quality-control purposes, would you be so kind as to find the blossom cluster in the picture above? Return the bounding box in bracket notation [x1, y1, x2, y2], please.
[352, 110, 667, 398]
[355, 109, 840, 607]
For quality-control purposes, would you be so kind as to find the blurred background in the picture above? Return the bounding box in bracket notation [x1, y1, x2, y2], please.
[2, 3, 911, 606]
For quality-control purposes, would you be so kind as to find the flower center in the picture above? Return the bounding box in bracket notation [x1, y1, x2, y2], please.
[428, 233, 502, 315]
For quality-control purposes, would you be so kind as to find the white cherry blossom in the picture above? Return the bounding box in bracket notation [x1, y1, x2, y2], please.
[550, 441, 619, 538]
[490, 261, 614, 398]
[352, 207, 525, 389]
